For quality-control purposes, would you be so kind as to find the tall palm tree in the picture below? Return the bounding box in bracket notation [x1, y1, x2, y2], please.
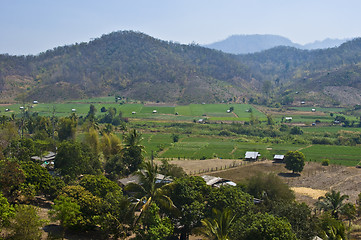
[122, 129, 145, 173]
[316, 190, 349, 219]
[193, 208, 236, 240]
[125, 161, 175, 228]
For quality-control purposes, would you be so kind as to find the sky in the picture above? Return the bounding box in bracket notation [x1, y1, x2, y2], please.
[1, 0, 361, 55]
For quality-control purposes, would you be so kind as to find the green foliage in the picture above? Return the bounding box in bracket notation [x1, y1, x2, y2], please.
[246, 173, 295, 207]
[318, 213, 347, 240]
[322, 159, 330, 166]
[121, 129, 145, 174]
[290, 126, 303, 135]
[284, 150, 305, 174]
[135, 203, 173, 240]
[55, 140, 102, 181]
[0, 193, 14, 228]
[172, 133, 179, 143]
[158, 159, 186, 178]
[57, 117, 77, 141]
[193, 208, 236, 240]
[20, 161, 52, 195]
[163, 176, 210, 239]
[316, 190, 350, 220]
[231, 212, 297, 240]
[7, 204, 47, 240]
[49, 195, 82, 229]
[79, 174, 122, 198]
[272, 201, 318, 240]
[207, 186, 254, 217]
[4, 138, 35, 161]
[95, 191, 133, 238]
[58, 185, 102, 228]
[0, 160, 26, 203]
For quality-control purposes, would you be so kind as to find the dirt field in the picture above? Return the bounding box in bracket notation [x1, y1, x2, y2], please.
[166, 159, 361, 205]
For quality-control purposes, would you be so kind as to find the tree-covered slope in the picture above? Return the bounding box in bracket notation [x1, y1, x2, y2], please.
[0, 31, 255, 103]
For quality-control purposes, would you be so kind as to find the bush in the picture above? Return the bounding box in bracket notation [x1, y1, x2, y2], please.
[321, 159, 330, 166]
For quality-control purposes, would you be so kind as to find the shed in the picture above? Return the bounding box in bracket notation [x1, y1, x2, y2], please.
[273, 155, 285, 162]
[226, 110, 231, 113]
[201, 175, 236, 188]
[285, 117, 292, 121]
[311, 109, 316, 112]
[71, 109, 76, 112]
[132, 111, 136, 114]
[33, 100, 38, 104]
[152, 110, 157, 113]
[245, 151, 260, 161]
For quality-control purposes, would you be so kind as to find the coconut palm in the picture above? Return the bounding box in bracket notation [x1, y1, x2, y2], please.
[122, 129, 145, 173]
[316, 190, 349, 219]
[193, 208, 236, 240]
[125, 161, 175, 228]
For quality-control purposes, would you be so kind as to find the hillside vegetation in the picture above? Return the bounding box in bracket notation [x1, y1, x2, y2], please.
[0, 31, 361, 105]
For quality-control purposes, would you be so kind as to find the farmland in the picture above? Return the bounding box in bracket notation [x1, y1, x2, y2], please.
[2, 98, 361, 167]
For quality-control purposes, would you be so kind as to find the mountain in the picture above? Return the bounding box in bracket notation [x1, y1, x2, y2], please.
[1, 31, 361, 106]
[205, 34, 349, 54]
[0, 31, 257, 103]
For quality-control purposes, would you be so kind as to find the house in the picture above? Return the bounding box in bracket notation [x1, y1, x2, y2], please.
[301, 101, 305, 104]
[311, 109, 316, 112]
[152, 110, 157, 113]
[245, 151, 260, 161]
[5, 108, 9, 112]
[226, 110, 231, 113]
[19, 106, 24, 110]
[33, 100, 38, 104]
[31, 151, 56, 170]
[201, 175, 236, 188]
[132, 111, 136, 114]
[273, 155, 285, 162]
[71, 108, 76, 112]
[285, 117, 292, 122]
[118, 172, 172, 187]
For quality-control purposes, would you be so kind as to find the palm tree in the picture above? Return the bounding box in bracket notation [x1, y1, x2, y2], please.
[316, 190, 349, 219]
[193, 208, 236, 240]
[122, 129, 145, 173]
[125, 161, 175, 228]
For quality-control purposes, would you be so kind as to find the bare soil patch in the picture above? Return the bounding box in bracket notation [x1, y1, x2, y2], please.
[168, 159, 361, 205]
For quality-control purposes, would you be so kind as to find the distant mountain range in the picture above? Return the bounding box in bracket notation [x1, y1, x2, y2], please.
[0, 31, 361, 106]
[204, 34, 350, 54]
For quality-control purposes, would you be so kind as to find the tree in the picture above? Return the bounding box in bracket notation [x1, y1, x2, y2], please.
[316, 190, 350, 220]
[54, 141, 101, 181]
[49, 195, 82, 233]
[272, 201, 318, 240]
[246, 173, 295, 208]
[290, 126, 303, 135]
[284, 150, 305, 174]
[163, 176, 211, 240]
[121, 129, 145, 174]
[20, 161, 52, 195]
[135, 203, 174, 240]
[125, 161, 174, 228]
[79, 174, 122, 198]
[0, 192, 15, 229]
[57, 117, 77, 141]
[207, 186, 254, 217]
[0, 160, 26, 202]
[231, 213, 297, 240]
[58, 185, 102, 228]
[193, 208, 236, 240]
[318, 213, 347, 240]
[8, 204, 47, 240]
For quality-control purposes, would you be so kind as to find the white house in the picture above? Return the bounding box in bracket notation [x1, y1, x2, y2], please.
[245, 151, 260, 161]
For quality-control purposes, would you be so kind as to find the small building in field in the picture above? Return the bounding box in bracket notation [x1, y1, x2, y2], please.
[285, 117, 292, 122]
[132, 111, 136, 114]
[31, 151, 56, 170]
[33, 100, 38, 104]
[71, 109, 76, 112]
[273, 155, 285, 162]
[226, 110, 231, 113]
[311, 109, 316, 112]
[245, 151, 260, 161]
[152, 110, 157, 113]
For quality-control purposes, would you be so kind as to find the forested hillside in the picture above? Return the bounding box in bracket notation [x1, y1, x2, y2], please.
[0, 31, 361, 105]
[0, 31, 254, 103]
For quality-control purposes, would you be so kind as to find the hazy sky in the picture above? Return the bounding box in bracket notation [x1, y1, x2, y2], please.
[1, 0, 361, 55]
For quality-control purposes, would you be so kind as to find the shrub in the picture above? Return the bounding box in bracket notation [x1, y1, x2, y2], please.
[321, 159, 330, 166]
